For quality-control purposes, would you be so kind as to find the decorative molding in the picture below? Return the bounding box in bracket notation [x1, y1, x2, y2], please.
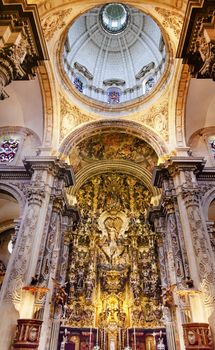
[60, 94, 94, 140]
[41, 9, 72, 42]
[139, 98, 169, 141]
[155, 7, 183, 38]
[175, 64, 190, 146]
[74, 62, 93, 80]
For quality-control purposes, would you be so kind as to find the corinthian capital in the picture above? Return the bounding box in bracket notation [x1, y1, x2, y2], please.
[27, 186, 46, 206]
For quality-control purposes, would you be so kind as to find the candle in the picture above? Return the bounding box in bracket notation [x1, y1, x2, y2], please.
[104, 329, 106, 350]
[96, 327, 98, 346]
[89, 327, 92, 350]
[119, 328, 121, 350]
[134, 328, 136, 350]
[127, 328, 129, 348]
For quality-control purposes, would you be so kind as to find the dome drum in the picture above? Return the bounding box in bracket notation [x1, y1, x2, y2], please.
[62, 3, 167, 109]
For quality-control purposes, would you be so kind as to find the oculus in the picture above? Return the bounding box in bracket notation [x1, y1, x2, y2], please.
[100, 3, 129, 34]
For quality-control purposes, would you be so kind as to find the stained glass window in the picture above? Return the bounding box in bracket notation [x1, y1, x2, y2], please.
[145, 77, 156, 94]
[0, 138, 19, 163]
[74, 77, 83, 93]
[209, 136, 215, 160]
[107, 88, 120, 104]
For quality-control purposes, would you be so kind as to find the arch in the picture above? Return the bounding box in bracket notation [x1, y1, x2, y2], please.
[37, 62, 59, 147]
[70, 160, 161, 196]
[202, 188, 215, 220]
[59, 119, 168, 157]
[188, 126, 215, 167]
[0, 183, 26, 214]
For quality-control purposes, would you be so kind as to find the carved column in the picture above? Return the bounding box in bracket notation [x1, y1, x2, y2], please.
[150, 211, 177, 350]
[37, 196, 78, 350]
[154, 157, 215, 346]
[0, 157, 75, 350]
[47, 225, 74, 350]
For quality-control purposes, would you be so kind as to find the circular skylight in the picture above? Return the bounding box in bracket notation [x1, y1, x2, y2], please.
[100, 3, 129, 34]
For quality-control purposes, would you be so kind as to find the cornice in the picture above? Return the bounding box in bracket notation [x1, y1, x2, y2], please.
[152, 156, 206, 186]
[0, 0, 48, 60]
[0, 165, 31, 181]
[23, 156, 75, 187]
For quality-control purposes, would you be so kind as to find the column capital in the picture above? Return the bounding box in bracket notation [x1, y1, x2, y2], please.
[153, 157, 205, 186]
[23, 156, 75, 187]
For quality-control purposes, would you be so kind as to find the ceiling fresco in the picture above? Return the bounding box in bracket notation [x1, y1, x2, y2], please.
[69, 132, 158, 174]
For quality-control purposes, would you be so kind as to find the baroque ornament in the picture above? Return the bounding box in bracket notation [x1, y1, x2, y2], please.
[155, 8, 183, 38]
[64, 173, 163, 333]
[41, 9, 73, 41]
[68, 132, 158, 174]
[60, 95, 94, 140]
[140, 99, 169, 141]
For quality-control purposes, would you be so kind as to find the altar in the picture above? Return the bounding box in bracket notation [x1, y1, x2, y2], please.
[58, 327, 167, 350]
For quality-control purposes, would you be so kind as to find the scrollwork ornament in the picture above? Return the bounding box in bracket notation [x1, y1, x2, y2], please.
[42, 9, 73, 42]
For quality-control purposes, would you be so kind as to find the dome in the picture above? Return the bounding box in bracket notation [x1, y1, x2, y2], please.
[63, 3, 166, 108]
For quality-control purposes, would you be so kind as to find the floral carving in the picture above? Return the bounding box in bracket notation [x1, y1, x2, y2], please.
[65, 172, 162, 329]
[140, 99, 168, 141]
[42, 9, 72, 41]
[60, 95, 93, 140]
[155, 8, 183, 38]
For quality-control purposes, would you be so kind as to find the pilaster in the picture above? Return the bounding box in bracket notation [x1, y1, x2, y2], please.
[0, 156, 75, 350]
[153, 156, 215, 347]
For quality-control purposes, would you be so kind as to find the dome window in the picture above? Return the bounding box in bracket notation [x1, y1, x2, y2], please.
[73, 76, 84, 93]
[107, 87, 121, 104]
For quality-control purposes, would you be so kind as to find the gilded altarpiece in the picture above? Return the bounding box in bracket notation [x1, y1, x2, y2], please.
[61, 173, 166, 350]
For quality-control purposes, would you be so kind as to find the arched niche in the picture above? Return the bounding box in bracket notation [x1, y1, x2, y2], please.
[0, 190, 21, 290]
[188, 127, 215, 167]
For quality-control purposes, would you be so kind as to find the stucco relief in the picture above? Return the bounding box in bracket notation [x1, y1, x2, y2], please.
[41, 9, 72, 41]
[60, 95, 94, 140]
[68, 132, 158, 174]
[155, 8, 183, 38]
[137, 98, 169, 141]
